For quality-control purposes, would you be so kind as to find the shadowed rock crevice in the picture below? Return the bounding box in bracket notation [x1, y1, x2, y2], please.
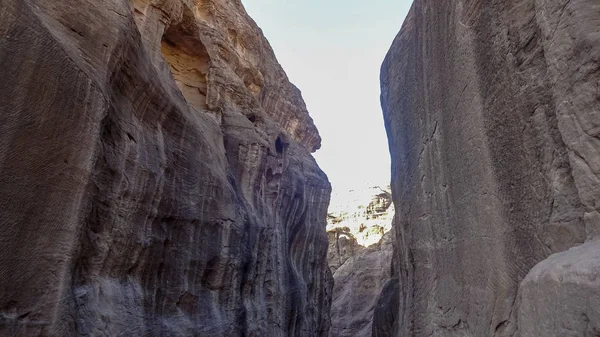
[372, 277, 400, 337]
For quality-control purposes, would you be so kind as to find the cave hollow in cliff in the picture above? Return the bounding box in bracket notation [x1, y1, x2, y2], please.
[160, 7, 211, 112]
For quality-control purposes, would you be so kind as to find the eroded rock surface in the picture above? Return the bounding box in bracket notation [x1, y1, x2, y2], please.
[372, 277, 400, 337]
[518, 240, 600, 337]
[0, 0, 331, 336]
[327, 186, 394, 337]
[380, 0, 600, 336]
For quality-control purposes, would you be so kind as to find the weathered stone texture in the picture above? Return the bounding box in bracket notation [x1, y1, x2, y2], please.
[326, 187, 394, 337]
[380, 0, 600, 336]
[329, 232, 394, 337]
[518, 240, 600, 337]
[0, 0, 331, 336]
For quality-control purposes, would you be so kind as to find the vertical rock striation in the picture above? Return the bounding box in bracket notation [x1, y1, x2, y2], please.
[380, 0, 600, 336]
[0, 0, 332, 336]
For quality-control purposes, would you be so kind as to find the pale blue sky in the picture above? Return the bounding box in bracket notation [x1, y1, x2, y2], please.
[242, 0, 412, 191]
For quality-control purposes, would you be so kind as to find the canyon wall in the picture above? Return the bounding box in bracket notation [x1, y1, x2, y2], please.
[380, 0, 600, 336]
[327, 187, 394, 337]
[0, 0, 332, 336]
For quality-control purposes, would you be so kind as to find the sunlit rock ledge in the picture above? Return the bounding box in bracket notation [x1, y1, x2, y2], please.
[327, 185, 394, 249]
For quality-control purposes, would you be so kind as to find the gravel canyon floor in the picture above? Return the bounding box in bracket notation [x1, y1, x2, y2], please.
[1, 0, 600, 336]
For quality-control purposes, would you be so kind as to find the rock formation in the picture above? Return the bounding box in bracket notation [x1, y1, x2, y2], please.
[372, 276, 400, 337]
[0, 0, 332, 336]
[326, 186, 394, 337]
[380, 0, 600, 336]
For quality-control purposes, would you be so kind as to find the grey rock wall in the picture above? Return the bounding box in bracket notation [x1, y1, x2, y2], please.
[0, 0, 332, 336]
[380, 0, 600, 336]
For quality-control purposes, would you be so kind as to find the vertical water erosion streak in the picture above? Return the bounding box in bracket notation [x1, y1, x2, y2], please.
[0, 0, 332, 336]
[380, 0, 600, 336]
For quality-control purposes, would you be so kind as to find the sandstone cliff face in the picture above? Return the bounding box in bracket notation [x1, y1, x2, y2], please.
[327, 187, 394, 337]
[380, 0, 600, 336]
[0, 1, 332, 336]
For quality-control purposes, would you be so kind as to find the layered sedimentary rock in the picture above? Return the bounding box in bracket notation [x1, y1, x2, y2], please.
[327, 187, 394, 337]
[380, 0, 600, 336]
[0, 1, 332, 336]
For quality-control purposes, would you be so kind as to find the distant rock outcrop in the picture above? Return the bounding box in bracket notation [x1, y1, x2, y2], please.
[380, 0, 600, 336]
[0, 0, 331, 336]
[327, 186, 394, 337]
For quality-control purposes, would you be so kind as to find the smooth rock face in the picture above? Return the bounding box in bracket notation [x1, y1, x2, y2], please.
[327, 187, 394, 337]
[380, 0, 600, 336]
[518, 240, 600, 337]
[0, 1, 332, 336]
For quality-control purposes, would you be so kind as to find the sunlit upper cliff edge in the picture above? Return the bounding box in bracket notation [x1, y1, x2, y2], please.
[327, 186, 394, 248]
